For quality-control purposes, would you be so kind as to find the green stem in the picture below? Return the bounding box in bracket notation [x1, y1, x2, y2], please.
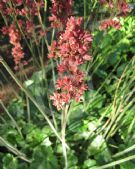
[51, 29, 56, 85]
[113, 144, 135, 158]
[84, 0, 87, 29]
[0, 100, 23, 138]
[93, 154, 135, 169]
[0, 137, 31, 163]
[61, 105, 69, 169]
[26, 96, 31, 123]
[0, 57, 68, 148]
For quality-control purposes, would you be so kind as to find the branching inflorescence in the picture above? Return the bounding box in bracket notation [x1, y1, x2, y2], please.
[99, 0, 129, 15]
[49, 5, 92, 110]
[0, 0, 45, 69]
[99, 0, 129, 31]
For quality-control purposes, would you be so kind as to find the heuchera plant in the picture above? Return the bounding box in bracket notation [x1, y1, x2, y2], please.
[49, 16, 92, 110]
[0, 0, 131, 168]
[48, 0, 129, 111]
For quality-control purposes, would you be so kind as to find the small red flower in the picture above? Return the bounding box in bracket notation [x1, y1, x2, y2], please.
[49, 17, 92, 110]
[99, 0, 129, 15]
[49, 0, 74, 28]
[99, 19, 121, 30]
[1, 26, 9, 35]
[118, 1, 129, 15]
[8, 23, 25, 67]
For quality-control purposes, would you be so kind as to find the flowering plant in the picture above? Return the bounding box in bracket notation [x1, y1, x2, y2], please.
[0, 0, 134, 169]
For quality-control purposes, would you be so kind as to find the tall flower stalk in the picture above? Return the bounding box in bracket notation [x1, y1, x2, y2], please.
[61, 105, 69, 169]
[49, 17, 92, 110]
[48, 12, 92, 168]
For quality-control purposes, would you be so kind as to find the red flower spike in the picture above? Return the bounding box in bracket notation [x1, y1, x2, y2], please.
[8, 24, 25, 67]
[48, 17, 92, 110]
[49, 17, 92, 110]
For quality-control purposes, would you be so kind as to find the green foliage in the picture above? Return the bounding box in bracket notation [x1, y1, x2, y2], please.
[30, 146, 59, 169]
[2, 154, 18, 169]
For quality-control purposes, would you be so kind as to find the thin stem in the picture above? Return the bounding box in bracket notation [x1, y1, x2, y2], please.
[61, 105, 69, 169]
[0, 137, 31, 163]
[0, 100, 23, 138]
[51, 28, 56, 85]
[44, 0, 47, 12]
[113, 144, 135, 158]
[33, 1, 57, 129]
[93, 154, 135, 169]
[0, 57, 68, 148]
[26, 96, 31, 123]
[84, 0, 87, 29]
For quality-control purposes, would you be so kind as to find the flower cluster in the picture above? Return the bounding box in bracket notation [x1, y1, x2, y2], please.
[118, 1, 129, 15]
[1, 24, 25, 68]
[99, 0, 129, 15]
[99, 19, 121, 30]
[0, 0, 44, 17]
[3, 24, 25, 68]
[0, 0, 46, 39]
[49, 0, 74, 28]
[0, 0, 46, 67]
[49, 17, 92, 110]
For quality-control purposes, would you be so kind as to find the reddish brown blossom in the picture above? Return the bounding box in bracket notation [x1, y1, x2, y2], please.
[8, 24, 24, 66]
[99, 19, 121, 30]
[118, 1, 129, 15]
[99, 0, 129, 15]
[49, 17, 92, 110]
[1, 26, 9, 35]
[49, 17, 92, 63]
[0, 0, 46, 37]
[49, 0, 74, 28]
[48, 41, 58, 58]
[11, 44, 24, 65]
[50, 92, 71, 110]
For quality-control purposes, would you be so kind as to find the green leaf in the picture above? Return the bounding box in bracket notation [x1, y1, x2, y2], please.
[117, 63, 127, 77]
[30, 145, 59, 169]
[68, 102, 85, 123]
[68, 150, 78, 168]
[120, 161, 135, 169]
[2, 154, 18, 169]
[83, 159, 97, 169]
[88, 135, 112, 164]
[100, 34, 112, 49]
[26, 127, 47, 147]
